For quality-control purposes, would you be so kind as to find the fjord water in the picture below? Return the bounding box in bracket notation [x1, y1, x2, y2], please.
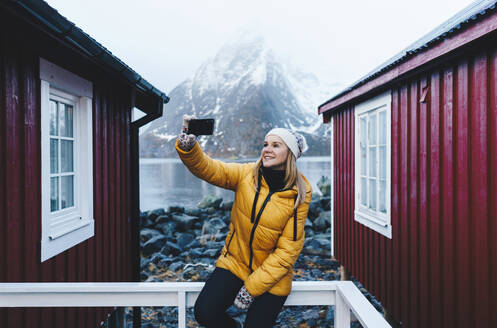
[139, 157, 331, 212]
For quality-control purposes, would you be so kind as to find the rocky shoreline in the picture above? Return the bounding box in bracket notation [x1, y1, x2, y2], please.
[131, 177, 383, 327]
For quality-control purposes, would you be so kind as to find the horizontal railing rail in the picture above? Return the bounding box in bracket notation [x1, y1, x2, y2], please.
[0, 281, 390, 328]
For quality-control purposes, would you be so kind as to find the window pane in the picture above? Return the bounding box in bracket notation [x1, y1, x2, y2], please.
[50, 138, 59, 174]
[360, 117, 367, 145]
[379, 180, 386, 213]
[360, 116, 367, 175]
[379, 145, 386, 180]
[61, 175, 74, 209]
[369, 113, 377, 145]
[50, 101, 58, 136]
[51, 177, 59, 212]
[379, 111, 387, 145]
[361, 144, 367, 176]
[61, 140, 74, 173]
[369, 146, 376, 178]
[369, 178, 377, 211]
[59, 104, 74, 138]
[361, 178, 367, 206]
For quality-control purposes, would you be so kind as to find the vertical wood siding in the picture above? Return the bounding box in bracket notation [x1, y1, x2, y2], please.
[333, 45, 497, 328]
[0, 32, 133, 328]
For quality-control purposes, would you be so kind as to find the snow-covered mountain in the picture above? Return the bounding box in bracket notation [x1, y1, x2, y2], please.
[140, 33, 334, 158]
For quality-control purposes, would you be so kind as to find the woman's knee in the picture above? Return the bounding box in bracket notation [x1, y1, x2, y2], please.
[194, 296, 216, 326]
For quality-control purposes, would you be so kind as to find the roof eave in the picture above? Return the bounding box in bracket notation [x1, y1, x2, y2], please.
[319, 2, 497, 116]
[9, 0, 170, 116]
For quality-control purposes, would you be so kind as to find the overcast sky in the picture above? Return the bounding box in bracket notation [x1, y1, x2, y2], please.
[45, 0, 475, 97]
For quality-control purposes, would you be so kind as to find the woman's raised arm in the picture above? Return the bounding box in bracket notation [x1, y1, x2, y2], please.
[175, 138, 251, 191]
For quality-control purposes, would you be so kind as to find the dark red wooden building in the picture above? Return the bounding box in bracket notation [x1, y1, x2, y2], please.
[319, 0, 496, 327]
[0, 0, 168, 327]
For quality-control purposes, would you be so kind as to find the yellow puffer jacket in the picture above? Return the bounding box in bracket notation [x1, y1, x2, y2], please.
[176, 140, 312, 297]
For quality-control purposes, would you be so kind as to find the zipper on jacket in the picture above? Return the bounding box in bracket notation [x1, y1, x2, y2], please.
[293, 195, 298, 241]
[251, 174, 262, 223]
[248, 191, 274, 271]
[224, 229, 236, 257]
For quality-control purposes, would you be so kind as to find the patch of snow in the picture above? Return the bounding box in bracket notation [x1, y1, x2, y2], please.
[212, 102, 222, 115]
[153, 132, 178, 142]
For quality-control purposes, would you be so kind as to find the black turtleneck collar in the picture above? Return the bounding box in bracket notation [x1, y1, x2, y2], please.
[261, 166, 286, 191]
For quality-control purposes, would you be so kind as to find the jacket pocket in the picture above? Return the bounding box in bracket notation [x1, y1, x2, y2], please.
[224, 228, 236, 257]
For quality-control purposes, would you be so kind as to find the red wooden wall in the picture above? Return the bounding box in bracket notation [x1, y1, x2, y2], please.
[333, 43, 497, 328]
[0, 24, 134, 328]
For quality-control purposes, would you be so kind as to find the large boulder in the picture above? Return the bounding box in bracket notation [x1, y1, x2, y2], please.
[177, 233, 195, 249]
[313, 233, 332, 240]
[308, 200, 322, 220]
[149, 253, 168, 265]
[147, 208, 166, 222]
[164, 241, 183, 256]
[157, 257, 174, 268]
[203, 248, 221, 258]
[316, 176, 331, 197]
[171, 213, 199, 231]
[313, 217, 328, 232]
[200, 217, 228, 244]
[182, 263, 214, 281]
[155, 214, 171, 226]
[142, 235, 168, 257]
[320, 197, 331, 211]
[185, 207, 202, 217]
[303, 237, 331, 256]
[168, 205, 184, 214]
[221, 200, 234, 211]
[189, 248, 204, 258]
[313, 211, 331, 232]
[156, 221, 177, 238]
[140, 217, 154, 229]
[197, 195, 223, 209]
[186, 238, 201, 249]
[318, 211, 331, 224]
[204, 207, 216, 215]
[140, 228, 161, 243]
[168, 261, 184, 272]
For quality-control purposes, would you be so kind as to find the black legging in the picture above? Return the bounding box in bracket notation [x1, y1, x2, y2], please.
[194, 267, 287, 328]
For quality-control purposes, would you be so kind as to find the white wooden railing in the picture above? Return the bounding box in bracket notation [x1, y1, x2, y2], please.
[0, 281, 390, 328]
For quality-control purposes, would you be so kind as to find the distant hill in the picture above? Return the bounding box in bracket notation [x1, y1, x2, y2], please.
[140, 32, 336, 158]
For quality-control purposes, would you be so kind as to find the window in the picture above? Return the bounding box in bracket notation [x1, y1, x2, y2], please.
[40, 58, 94, 261]
[354, 91, 391, 238]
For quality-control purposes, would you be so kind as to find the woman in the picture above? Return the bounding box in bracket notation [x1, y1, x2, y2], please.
[176, 115, 312, 328]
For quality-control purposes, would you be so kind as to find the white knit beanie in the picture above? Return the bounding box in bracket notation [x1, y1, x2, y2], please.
[265, 128, 308, 159]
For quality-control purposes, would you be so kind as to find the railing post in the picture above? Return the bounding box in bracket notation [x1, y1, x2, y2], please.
[335, 290, 350, 328]
[178, 290, 186, 328]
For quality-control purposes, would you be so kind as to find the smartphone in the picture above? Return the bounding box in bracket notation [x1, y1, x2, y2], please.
[187, 118, 215, 136]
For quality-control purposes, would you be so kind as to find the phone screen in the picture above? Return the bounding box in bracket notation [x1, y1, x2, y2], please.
[187, 119, 215, 136]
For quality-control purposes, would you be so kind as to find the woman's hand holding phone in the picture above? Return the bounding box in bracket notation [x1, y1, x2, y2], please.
[178, 114, 197, 151]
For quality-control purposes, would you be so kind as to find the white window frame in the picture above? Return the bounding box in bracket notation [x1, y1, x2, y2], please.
[354, 91, 392, 239]
[40, 58, 94, 262]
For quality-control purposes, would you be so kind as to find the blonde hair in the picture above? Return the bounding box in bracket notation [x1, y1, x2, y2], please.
[252, 150, 307, 209]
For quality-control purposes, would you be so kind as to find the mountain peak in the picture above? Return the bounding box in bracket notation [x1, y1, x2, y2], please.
[140, 30, 331, 158]
[194, 31, 276, 93]
[224, 29, 267, 48]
